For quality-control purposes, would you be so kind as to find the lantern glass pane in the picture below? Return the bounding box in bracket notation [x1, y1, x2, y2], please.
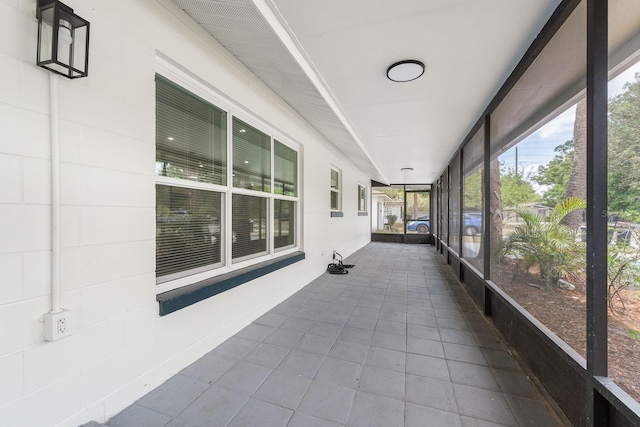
[38, 7, 55, 64]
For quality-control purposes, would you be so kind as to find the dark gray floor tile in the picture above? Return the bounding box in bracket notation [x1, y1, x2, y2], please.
[296, 333, 336, 355]
[453, 384, 518, 426]
[263, 328, 304, 347]
[506, 394, 561, 427]
[405, 375, 458, 413]
[481, 348, 521, 372]
[244, 342, 291, 368]
[443, 342, 488, 366]
[309, 322, 344, 339]
[108, 405, 172, 427]
[327, 340, 369, 364]
[297, 380, 355, 424]
[493, 369, 539, 399]
[278, 349, 325, 377]
[212, 337, 259, 360]
[460, 416, 510, 427]
[351, 307, 380, 320]
[176, 385, 248, 427]
[164, 420, 195, 427]
[375, 319, 406, 335]
[467, 321, 495, 335]
[338, 326, 374, 345]
[137, 375, 209, 417]
[318, 311, 350, 325]
[434, 308, 466, 320]
[381, 302, 406, 313]
[440, 329, 478, 346]
[408, 324, 441, 341]
[347, 391, 404, 427]
[287, 412, 345, 427]
[216, 360, 272, 395]
[357, 365, 405, 400]
[366, 346, 405, 372]
[356, 299, 383, 310]
[315, 357, 363, 389]
[473, 332, 508, 350]
[254, 369, 311, 409]
[370, 331, 406, 351]
[254, 312, 289, 328]
[378, 310, 407, 323]
[447, 360, 500, 391]
[280, 317, 316, 333]
[236, 323, 275, 341]
[179, 353, 237, 383]
[406, 353, 450, 381]
[406, 403, 462, 427]
[227, 398, 293, 427]
[407, 336, 445, 358]
[345, 315, 377, 330]
[407, 313, 438, 327]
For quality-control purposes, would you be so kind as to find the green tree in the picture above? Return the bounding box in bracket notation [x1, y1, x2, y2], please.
[463, 169, 483, 211]
[609, 73, 640, 212]
[534, 140, 574, 207]
[501, 168, 541, 207]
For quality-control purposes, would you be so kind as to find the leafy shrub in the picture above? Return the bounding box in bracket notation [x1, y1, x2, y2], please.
[500, 197, 586, 288]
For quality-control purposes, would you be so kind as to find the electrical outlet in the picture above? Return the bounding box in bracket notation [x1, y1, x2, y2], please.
[44, 309, 72, 341]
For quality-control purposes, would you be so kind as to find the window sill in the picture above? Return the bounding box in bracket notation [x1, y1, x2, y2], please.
[157, 251, 305, 316]
[358, 212, 368, 216]
[330, 211, 344, 217]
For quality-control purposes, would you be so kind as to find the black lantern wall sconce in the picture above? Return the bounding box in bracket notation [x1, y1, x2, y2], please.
[36, 0, 89, 79]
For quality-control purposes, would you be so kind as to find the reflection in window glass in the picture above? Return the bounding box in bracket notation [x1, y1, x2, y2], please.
[233, 118, 271, 192]
[156, 185, 222, 281]
[232, 194, 268, 261]
[462, 129, 484, 274]
[274, 199, 295, 250]
[607, 59, 640, 403]
[156, 75, 227, 185]
[358, 185, 367, 212]
[371, 186, 404, 234]
[275, 141, 297, 196]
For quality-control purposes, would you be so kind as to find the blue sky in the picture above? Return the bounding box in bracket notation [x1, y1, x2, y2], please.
[499, 60, 640, 185]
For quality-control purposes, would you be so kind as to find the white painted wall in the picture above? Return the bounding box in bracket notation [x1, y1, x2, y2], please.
[0, 0, 373, 425]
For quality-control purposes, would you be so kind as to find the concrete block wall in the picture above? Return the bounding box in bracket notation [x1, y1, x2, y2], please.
[0, 0, 373, 425]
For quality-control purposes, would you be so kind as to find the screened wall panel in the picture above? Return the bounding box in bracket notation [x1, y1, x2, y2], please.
[449, 153, 461, 255]
[462, 127, 484, 274]
[490, 2, 586, 155]
[156, 75, 227, 185]
[441, 171, 449, 246]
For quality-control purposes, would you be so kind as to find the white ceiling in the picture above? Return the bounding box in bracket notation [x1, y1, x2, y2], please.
[172, 0, 562, 184]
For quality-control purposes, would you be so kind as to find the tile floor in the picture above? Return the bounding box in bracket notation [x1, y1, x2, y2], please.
[96, 242, 567, 427]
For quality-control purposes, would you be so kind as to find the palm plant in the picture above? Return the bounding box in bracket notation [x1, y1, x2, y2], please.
[500, 197, 586, 288]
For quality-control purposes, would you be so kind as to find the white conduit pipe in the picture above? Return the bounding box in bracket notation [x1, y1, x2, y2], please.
[50, 73, 61, 314]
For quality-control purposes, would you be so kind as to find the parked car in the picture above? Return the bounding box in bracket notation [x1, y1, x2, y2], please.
[406, 213, 483, 236]
[407, 216, 431, 234]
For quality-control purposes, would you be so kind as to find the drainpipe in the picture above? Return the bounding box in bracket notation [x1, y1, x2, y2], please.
[50, 73, 61, 314]
[44, 73, 70, 341]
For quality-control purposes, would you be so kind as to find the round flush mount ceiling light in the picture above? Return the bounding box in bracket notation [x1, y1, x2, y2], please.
[387, 60, 425, 82]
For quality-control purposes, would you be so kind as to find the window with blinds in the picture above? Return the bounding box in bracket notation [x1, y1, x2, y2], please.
[156, 184, 222, 282]
[232, 194, 268, 261]
[358, 184, 366, 212]
[331, 168, 340, 210]
[155, 71, 300, 287]
[274, 199, 295, 250]
[275, 140, 297, 196]
[233, 118, 271, 192]
[156, 75, 227, 185]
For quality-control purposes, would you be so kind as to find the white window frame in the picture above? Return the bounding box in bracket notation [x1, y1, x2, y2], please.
[330, 167, 342, 212]
[155, 58, 301, 294]
[358, 183, 367, 213]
